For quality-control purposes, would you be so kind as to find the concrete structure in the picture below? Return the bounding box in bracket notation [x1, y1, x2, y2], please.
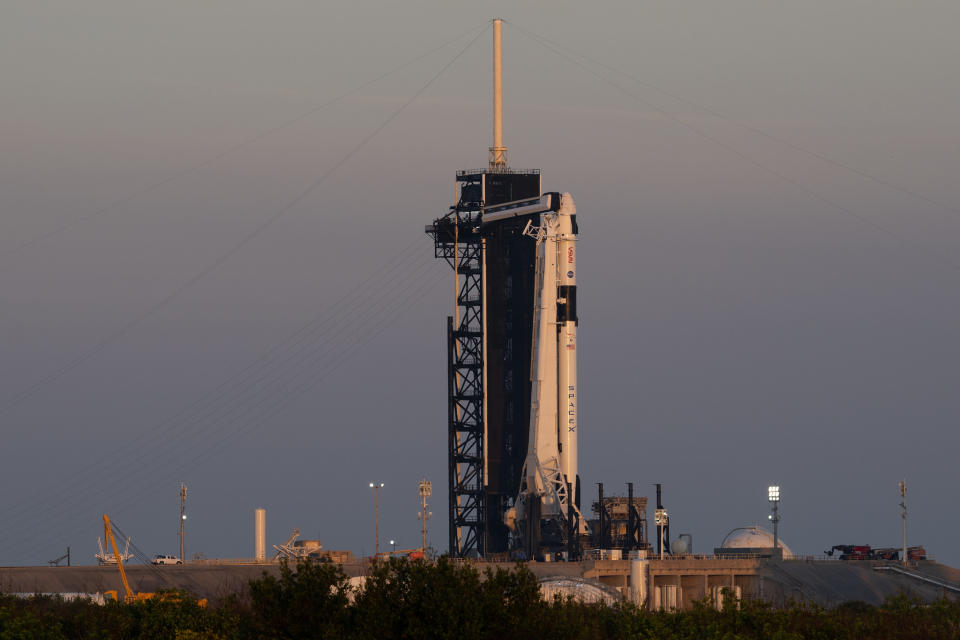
[520, 557, 960, 609]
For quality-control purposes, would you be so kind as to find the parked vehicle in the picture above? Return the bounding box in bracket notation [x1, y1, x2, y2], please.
[152, 554, 182, 565]
[826, 545, 874, 560]
[825, 544, 927, 562]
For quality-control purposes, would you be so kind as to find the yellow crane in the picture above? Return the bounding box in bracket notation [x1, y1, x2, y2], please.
[101, 513, 206, 606]
[102, 513, 155, 603]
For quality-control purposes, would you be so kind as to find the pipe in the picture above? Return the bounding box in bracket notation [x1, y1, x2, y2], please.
[630, 550, 649, 608]
[255, 508, 266, 561]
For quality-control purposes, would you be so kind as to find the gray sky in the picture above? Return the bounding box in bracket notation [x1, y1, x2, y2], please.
[1, 1, 959, 567]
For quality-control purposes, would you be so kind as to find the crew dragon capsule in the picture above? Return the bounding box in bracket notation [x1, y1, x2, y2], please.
[489, 192, 586, 550]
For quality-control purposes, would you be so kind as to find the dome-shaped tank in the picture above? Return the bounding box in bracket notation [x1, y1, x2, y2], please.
[719, 526, 793, 557]
[538, 576, 622, 605]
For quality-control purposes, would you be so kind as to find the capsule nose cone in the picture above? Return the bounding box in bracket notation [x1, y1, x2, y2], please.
[558, 192, 576, 216]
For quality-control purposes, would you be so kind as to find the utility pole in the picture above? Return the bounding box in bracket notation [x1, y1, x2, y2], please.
[418, 479, 432, 553]
[899, 480, 907, 566]
[370, 482, 384, 556]
[178, 483, 187, 563]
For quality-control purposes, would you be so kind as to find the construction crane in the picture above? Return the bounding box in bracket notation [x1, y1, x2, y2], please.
[272, 528, 323, 561]
[102, 514, 152, 603]
[96, 535, 132, 565]
[101, 514, 208, 606]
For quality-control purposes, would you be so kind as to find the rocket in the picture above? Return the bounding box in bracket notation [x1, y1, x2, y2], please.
[497, 192, 583, 539]
[555, 194, 578, 497]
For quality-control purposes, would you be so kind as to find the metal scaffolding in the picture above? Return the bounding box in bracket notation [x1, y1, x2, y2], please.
[428, 176, 486, 557]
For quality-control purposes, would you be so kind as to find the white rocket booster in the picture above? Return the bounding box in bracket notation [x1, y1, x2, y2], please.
[511, 192, 581, 530]
[556, 195, 578, 493]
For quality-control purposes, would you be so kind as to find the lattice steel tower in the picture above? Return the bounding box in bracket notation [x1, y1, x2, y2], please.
[427, 19, 544, 557]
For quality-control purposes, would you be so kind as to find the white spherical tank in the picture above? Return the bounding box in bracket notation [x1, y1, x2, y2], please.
[720, 526, 793, 557]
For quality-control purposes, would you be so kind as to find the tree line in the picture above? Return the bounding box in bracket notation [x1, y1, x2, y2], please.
[1, 558, 958, 639]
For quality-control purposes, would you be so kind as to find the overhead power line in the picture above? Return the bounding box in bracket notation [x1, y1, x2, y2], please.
[507, 22, 960, 220]
[0, 25, 488, 417]
[4, 262, 448, 559]
[0, 22, 488, 265]
[0, 21, 481, 544]
[508, 21, 960, 274]
[0, 239, 439, 551]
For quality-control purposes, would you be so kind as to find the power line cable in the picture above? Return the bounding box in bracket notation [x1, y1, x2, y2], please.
[0, 237, 442, 541]
[0, 25, 488, 417]
[112, 269, 447, 511]
[508, 22, 960, 274]
[7, 266, 438, 558]
[109, 520, 174, 587]
[0, 23, 488, 265]
[13, 236, 425, 483]
[509, 25, 960, 219]
[7, 267, 448, 559]
[0, 245, 440, 544]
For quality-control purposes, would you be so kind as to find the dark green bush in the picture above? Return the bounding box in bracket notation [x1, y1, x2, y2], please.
[1, 561, 958, 639]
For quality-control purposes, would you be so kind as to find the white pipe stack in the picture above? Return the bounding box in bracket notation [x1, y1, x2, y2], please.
[255, 508, 266, 561]
[629, 550, 649, 608]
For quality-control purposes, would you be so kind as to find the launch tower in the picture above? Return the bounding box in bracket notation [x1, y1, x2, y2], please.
[426, 20, 582, 558]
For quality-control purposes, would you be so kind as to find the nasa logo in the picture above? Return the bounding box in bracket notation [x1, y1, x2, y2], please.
[567, 270, 574, 279]
[567, 247, 574, 263]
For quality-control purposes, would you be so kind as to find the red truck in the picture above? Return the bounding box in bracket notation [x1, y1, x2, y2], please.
[826, 545, 927, 561]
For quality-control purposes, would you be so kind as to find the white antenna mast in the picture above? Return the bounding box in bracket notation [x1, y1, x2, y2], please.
[489, 18, 508, 170]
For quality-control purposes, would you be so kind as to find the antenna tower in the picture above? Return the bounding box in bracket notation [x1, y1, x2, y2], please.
[178, 483, 187, 562]
[418, 479, 433, 553]
[899, 479, 907, 566]
[427, 17, 543, 557]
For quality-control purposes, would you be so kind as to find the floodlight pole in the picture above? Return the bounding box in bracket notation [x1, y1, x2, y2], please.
[772, 502, 779, 551]
[654, 508, 668, 560]
[768, 486, 780, 558]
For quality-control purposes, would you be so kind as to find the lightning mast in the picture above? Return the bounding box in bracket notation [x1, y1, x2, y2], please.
[490, 19, 508, 170]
